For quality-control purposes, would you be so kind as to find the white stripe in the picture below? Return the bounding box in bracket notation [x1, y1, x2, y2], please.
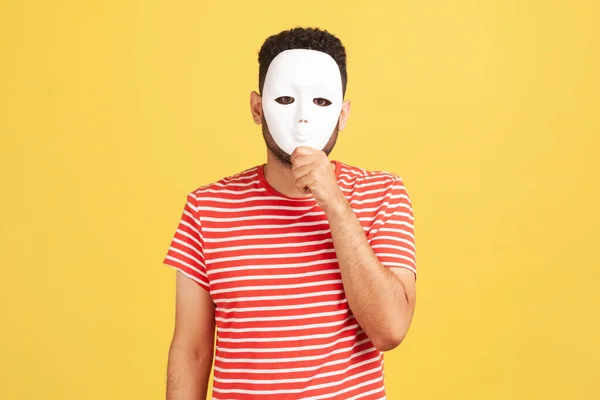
[214, 289, 344, 304]
[371, 235, 416, 246]
[338, 172, 394, 182]
[197, 204, 316, 213]
[221, 172, 258, 183]
[201, 211, 325, 222]
[369, 221, 415, 240]
[299, 376, 384, 400]
[185, 200, 198, 212]
[212, 180, 260, 188]
[335, 385, 385, 400]
[215, 336, 369, 363]
[204, 229, 331, 243]
[315, 382, 386, 400]
[374, 229, 416, 245]
[388, 194, 410, 201]
[372, 240, 415, 253]
[216, 315, 355, 333]
[197, 195, 314, 204]
[217, 322, 357, 342]
[171, 236, 203, 258]
[209, 248, 336, 264]
[218, 299, 348, 314]
[205, 238, 333, 255]
[196, 187, 266, 195]
[203, 220, 329, 232]
[182, 207, 201, 227]
[215, 308, 348, 324]
[211, 268, 340, 285]
[375, 252, 416, 264]
[359, 216, 384, 224]
[374, 210, 414, 221]
[168, 246, 207, 271]
[339, 178, 395, 189]
[174, 226, 202, 249]
[387, 210, 414, 220]
[348, 195, 388, 205]
[164, 254, 207, 278]
[372, 244, 416, 258]
[210, 279, 342, 295]
[385, 263, 417, 274]
[350, 202, 410, 214]
[349, 186, 398, 198]
[369, 219, 413, 232]
[337, 168, 368, 178]
[208, 258, 337, 276]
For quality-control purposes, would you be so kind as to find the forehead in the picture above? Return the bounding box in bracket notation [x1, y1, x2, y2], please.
[265, 49, 342, 88]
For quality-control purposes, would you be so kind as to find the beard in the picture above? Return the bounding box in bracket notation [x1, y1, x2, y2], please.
[261, 114, 340, 166]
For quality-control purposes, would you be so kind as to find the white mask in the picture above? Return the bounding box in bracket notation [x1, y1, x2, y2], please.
[262, 49, 344, 155]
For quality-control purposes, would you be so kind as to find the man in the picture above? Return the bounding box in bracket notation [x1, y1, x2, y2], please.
[163, 27, 417, 400]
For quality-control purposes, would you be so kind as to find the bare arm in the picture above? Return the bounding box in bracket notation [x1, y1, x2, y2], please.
[166, 271, 216, 400]
[326, 198, 417, 352]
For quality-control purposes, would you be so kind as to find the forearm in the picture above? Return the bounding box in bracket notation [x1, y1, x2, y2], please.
[166, 343, 213, 400]
[325, 196, 412, 351]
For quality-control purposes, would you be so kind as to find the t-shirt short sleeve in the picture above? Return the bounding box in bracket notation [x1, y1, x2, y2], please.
[367, 176, 417, 277]
[162, 191, 210, 291]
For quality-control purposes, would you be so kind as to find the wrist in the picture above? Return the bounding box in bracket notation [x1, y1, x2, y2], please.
[323, 191, 352, 219]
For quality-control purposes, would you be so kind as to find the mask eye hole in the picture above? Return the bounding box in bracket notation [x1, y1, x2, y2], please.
[314, 98, 332, 107]
[274, 96, 295, 105]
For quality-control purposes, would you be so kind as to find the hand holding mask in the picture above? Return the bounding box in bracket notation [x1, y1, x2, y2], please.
[290, 146, 348, 215]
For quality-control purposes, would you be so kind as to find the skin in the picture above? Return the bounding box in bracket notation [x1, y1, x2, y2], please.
[165, 86, 416, 400]
[166, 272, 215, 400]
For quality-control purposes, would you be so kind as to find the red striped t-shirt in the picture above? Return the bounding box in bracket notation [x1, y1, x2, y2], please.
[163, 159, 416, 399]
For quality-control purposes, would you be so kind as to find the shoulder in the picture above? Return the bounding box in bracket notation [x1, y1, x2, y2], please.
[337, 160, 406, 190]
[189, 165, 260, 200]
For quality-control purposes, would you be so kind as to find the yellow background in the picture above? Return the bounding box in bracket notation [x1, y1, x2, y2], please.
[1, 0, 598, 399]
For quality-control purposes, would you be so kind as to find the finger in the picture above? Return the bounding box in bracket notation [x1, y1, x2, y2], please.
[291, 154, 319, 169]
[291, 146, 319, 163]
[295, 170, 318, 193]
[292, 162, 315, 181]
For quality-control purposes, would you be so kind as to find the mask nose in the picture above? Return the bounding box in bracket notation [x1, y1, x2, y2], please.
[295, 98, 310, 124]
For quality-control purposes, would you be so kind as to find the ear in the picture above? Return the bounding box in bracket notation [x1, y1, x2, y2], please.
[250, 91, 263, 125]
[338, 99, 351, 131]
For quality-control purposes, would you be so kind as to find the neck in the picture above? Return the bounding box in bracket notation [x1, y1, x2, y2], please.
[264, 150, 335, 198]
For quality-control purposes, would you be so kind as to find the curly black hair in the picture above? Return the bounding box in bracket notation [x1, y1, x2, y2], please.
[257, 27, 347, 97]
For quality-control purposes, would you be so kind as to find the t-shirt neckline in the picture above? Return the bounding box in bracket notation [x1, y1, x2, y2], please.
[257, 160, 342, 200]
